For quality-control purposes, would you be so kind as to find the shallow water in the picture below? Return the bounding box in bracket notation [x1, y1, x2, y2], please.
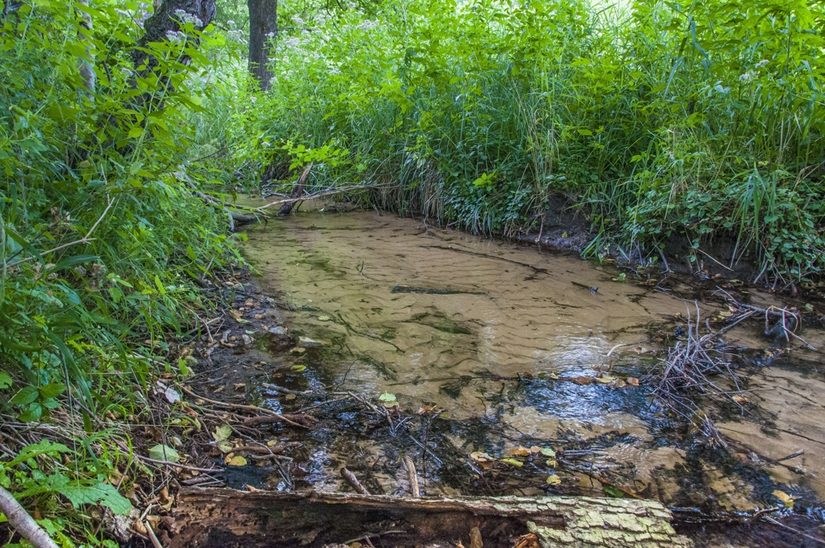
[242, 209, 825, 519]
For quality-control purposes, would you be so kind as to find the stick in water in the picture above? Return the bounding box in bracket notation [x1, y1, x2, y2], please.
[341, 467, 370, 495]
[403, 455, 420, 497]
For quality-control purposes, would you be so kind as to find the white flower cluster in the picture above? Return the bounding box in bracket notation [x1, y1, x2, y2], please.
[166, 30, 186, 43]
[174, 8, 203, 28]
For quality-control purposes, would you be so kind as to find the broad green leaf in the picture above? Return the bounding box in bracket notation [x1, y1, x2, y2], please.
[62, 482, 133, 516]
[148, 444, 180, 463]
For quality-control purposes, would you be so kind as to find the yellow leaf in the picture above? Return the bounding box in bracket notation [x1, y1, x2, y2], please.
[225, 454, 248, 466]
[500, 458, 524, 468]
[772, 490, 794, 508]
[546, 474, 561, 485]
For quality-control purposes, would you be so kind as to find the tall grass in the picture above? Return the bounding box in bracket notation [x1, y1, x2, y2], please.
[246, 0, 825, 281]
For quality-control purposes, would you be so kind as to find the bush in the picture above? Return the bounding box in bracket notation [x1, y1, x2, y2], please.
[1, 1, 240, 541]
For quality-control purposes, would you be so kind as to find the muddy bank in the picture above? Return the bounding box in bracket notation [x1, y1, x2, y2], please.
[492, 195, 825, 292]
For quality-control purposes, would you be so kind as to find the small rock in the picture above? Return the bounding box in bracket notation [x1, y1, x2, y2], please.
[268, 326, 288, 336]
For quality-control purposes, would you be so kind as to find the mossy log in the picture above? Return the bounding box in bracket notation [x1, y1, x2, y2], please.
[169, 488, 691, 547]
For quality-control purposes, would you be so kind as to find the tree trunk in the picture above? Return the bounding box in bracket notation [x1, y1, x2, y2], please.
[77, 0, 95, 95]
[247, 0, 277, 90]
[133, 0, 216, 73]
[168, 488, 691, 547]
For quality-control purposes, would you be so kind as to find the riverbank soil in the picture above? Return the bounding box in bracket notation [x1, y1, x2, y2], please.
[158, 209, 825, 546]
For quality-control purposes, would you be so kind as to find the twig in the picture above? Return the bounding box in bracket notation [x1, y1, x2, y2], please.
[9, 195, 116, 267]
[255, 183, 384, 213]
[763, 515, 825, 546]
[403, 455, 420, 497]
[143, 519, 164, 548]
[181, 386, 309, 429]
[341, 467, 370, 495]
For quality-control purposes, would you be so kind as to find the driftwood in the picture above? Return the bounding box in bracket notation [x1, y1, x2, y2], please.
[278, 163, 314, 216]
[169, 488, 690, 547]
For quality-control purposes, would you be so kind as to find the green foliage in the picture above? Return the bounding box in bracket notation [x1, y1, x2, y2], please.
[244, 0, 825, 280]
[0, 0, 240, 542]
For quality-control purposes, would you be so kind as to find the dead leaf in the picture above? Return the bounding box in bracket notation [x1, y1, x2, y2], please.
[626, 376, 640, 386]
[514, 532, 540, 548]
[546, 474, 561, 485]
[507, 446, 532, 457]
[470, 451, 494, 463]
[567, 376, 593, 385]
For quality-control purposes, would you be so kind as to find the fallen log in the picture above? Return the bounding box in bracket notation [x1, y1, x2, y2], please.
[169, 488, 690, 547]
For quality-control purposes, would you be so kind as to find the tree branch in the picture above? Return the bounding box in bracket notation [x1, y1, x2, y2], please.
[0, 486, 58, 548]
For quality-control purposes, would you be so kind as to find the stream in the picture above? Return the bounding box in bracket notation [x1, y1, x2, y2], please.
[218, 207, 825, 543]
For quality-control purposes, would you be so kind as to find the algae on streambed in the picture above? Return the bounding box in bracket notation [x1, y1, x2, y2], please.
[201, 208, 825, 535]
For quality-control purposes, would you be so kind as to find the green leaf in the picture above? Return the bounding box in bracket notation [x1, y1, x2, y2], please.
[18, 403, 43, 422]
[49, 254, 99, 272]
[39, 382, 65, 399]
[0, 372, 12, 390]
[62, 482, 133, 516]
[378, 392, 398, 407]
[148, 444, 179, 463]
[603, 485, 625, 498]
[212, 424, 232, 442]
[11, 386, 38, 406]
